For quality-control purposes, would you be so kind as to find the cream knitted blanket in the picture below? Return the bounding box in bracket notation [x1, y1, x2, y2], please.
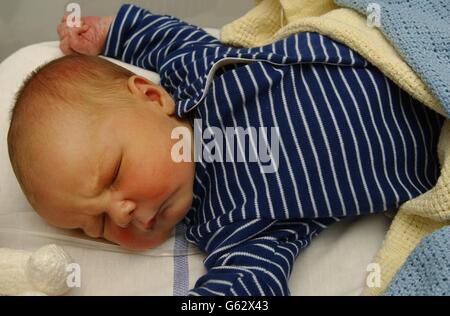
[220, 0, 450, 295]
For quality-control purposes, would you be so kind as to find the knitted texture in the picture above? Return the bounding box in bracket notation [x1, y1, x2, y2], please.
[335, 0, 450, 116]
[221, 0, 445, 117]
[220, 0, 450, 295]
[363, 120, 450, 295]
[384, 226, 450, 296]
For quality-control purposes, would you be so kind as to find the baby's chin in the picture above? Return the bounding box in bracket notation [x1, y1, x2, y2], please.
[104, 223, 173, 251]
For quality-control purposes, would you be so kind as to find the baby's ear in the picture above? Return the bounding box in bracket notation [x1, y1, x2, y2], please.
[127, 76, 175, 115]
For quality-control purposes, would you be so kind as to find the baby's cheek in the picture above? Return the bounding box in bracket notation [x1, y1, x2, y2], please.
[125, 168, 170, 201]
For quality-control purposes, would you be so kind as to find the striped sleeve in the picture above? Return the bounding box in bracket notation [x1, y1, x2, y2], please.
[188, 218, 335, 296]
[102, 4, 221, 72]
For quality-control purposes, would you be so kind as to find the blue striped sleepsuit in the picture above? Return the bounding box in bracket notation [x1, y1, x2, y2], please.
[103, 4, 444, 296]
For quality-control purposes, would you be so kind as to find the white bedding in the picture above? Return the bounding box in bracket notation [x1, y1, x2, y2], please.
[0, 33, 391, 296]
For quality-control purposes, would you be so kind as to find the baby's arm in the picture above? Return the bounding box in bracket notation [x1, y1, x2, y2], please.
[189, 219, 332, 296]
[102, 4, 222, 72]
[58, 4, 221, 71]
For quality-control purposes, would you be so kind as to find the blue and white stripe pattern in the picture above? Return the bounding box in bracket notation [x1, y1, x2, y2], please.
[103, 4, 444, 296]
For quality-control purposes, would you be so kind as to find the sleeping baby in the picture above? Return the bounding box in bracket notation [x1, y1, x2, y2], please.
[7, 4, 444, 295]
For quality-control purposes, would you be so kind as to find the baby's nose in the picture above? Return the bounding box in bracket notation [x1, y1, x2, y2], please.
[108, 200, 136, 228]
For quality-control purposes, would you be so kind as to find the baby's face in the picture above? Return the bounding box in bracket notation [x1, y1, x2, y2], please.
[28, 77, 195, 251]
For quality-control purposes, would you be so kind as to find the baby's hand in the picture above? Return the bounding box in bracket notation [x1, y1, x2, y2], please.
[57, 15, 113, 56]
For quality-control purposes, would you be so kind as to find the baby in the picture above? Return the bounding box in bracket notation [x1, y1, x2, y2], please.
[7, 4, 444, 295]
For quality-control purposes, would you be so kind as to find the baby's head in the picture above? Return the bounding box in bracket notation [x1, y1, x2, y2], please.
[7, 55, 195, 251]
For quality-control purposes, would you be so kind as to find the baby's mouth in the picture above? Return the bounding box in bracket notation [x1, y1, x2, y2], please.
[144, 217, 157, 230]
[137, 210, 161, 232]
[136, 200, 171, 232]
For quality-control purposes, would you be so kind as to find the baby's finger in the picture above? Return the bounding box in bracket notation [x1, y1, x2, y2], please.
[66, 25, 84, 39]
[60, 37, 76, 55]
[57, 15, 75, 38]
[80, 24, 89, 33]
[61, 14, 68, 23]
[59, 16, 70, 32]
[57, 22, 68, 38]
[68, 29, 92, 55]
[59, 39, 71, 55]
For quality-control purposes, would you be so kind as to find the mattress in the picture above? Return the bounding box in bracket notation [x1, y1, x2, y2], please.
[0, 30, 391, 296]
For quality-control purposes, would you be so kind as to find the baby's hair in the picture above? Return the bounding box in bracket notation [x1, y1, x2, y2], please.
[7, 55, 136, 203]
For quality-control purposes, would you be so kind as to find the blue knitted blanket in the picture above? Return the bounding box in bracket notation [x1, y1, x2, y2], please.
[334, 0, 450, 116]
[384, 226, 450, 296]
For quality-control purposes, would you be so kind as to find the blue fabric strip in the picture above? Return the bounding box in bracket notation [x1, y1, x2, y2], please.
[173, 222, 189, 296]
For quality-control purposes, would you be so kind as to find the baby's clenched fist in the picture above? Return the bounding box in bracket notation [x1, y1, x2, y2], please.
[57, 15, 113, 56]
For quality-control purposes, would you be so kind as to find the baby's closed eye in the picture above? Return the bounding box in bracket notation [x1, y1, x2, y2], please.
[109, 154, 123, 189]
